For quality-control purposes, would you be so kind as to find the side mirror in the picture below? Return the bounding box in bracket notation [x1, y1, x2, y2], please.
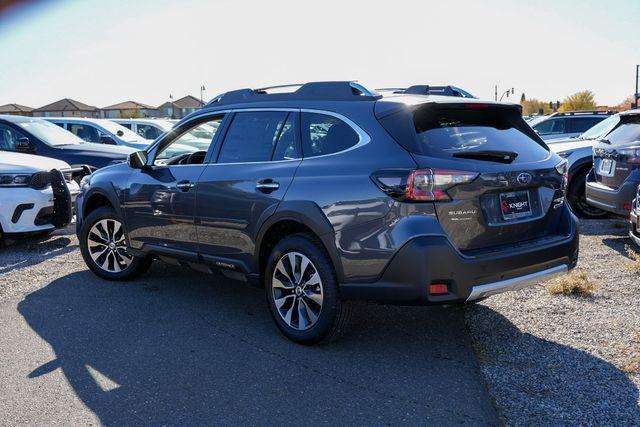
[100, 135, 117, 145]
[16, 137, 33, 152]
[127, 151, 148, 169]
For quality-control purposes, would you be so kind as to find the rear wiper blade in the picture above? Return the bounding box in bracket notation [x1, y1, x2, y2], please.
[452, 150, 518, 163]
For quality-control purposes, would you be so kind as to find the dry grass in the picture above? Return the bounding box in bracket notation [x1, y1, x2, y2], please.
[546, 271, 597, 296]
[622, 355, 640, 374]
[625, 245, 640, 274]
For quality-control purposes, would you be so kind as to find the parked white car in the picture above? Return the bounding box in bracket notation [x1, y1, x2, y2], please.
[44, 117, 151, 150]
[0, 152, 81, 239]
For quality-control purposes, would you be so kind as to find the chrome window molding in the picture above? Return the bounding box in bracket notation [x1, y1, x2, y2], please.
[147, 107, 371, 165]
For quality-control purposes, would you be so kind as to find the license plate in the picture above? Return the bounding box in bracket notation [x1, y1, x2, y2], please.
[500, 191, 532, 220]
[598, 158, 615, 176]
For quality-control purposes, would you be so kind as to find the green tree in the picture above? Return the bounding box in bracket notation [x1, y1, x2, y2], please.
[559, 90, 597, 112]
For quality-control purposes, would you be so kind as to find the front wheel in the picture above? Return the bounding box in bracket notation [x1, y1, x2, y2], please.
[265, 233, 351, 345]
[79, 206, 151, 280]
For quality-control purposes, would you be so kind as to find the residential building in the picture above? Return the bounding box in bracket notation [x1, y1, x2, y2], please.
[100, 101, 157, 118]
[32, 98, 99, 118]
[0, 103, 34, 116]
[156, 95, 203, 119]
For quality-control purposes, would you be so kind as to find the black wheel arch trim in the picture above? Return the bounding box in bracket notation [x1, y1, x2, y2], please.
[254, 201, 344, 282]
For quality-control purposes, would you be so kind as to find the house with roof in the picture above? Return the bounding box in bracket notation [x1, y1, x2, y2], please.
[0, 103, 34, 116]
[156, 95, 204, 119]
[32, 98, 99, 118]
[100, 100, 157, 118]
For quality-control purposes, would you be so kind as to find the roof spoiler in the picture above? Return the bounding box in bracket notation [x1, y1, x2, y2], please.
[376, 85, 476, 99]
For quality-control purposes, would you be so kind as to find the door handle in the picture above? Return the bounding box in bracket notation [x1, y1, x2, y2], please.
[176, 180, 195, 191]
[256, 179, 279, 193]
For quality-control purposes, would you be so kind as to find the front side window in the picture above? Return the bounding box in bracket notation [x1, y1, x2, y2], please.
[301, 112, 359, 158]
[155, 116, 223, 164]
[0, 124, 25, 150]
[137, 124, 163, 140]
[68, 123, 103, 143]
[217, 111, 292, 163]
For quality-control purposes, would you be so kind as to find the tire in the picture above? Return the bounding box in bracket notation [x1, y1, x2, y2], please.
[79, 206, 151, 280]
[265, 233, 352, 345]
[567, 171, 609, 219]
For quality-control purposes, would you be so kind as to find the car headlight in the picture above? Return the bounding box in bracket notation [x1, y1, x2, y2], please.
[0, 173, 31, 187]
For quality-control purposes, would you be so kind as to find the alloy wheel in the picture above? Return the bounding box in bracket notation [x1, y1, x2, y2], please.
[272, 252, 324, 331]
[87, 219, 133, 273]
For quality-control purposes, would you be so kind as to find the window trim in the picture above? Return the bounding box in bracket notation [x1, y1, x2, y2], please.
[299, 109, 370, 160]
[146, 107, 370, 166]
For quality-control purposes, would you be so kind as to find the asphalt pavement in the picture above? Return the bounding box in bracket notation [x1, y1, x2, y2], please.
[0, 233, 498, 425]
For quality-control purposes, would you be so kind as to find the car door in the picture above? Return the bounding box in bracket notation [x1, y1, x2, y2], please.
[123, 114, 225, 257]
[195, 110, 301, 269]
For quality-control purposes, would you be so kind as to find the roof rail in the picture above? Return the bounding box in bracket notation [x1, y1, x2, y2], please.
[375, 85, 476, 98]
[206, 81, 381, 106]
[552, 110, 615, 116]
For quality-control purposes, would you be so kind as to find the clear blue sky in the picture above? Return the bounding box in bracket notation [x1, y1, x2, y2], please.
[0, 0, 638, 108]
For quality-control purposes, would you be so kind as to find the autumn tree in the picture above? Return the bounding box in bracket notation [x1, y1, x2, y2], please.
[617, 95, 636, 110]
[521, 98, 552, 115]
[559, 90, 597, 112]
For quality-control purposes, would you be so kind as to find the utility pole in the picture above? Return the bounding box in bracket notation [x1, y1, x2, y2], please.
[200, 85, 206, 105]
[169, 94, 175, 119]
[495, 84, 498, 101]
[635, 65, 639, 109]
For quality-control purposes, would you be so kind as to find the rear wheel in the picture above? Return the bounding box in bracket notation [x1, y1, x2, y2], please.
[79, 207, 151, 280]
[567, 170, 609, 219]
[265, 233, 351, 345]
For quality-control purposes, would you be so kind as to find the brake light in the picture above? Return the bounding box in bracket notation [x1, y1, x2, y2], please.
[618, 146, 640, 163]
[372, 169, 478, 202]
[464, 103, 490, 109]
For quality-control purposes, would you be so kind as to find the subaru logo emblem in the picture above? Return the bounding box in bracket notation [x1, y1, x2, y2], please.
[517, 173, 532, 185]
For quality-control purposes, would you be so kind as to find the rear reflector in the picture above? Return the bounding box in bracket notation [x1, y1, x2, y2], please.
[429, 283, 449, 295]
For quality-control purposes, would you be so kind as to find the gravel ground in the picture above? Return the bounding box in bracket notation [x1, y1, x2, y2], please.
[466, 218, 640, 425]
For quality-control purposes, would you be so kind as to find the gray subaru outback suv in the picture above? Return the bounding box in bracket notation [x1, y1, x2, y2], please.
[75, 82, 579, 344]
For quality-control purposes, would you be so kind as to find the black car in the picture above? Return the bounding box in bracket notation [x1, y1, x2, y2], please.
[75, 81, 579, 344]
[586, 109, 640, 216]
[0, 115, 135, 170]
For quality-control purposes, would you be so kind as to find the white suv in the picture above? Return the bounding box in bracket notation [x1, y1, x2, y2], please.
[0, 152, 81, 239]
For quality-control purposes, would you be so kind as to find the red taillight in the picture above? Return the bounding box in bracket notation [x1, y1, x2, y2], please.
[624, 203, 632, 211]
[464, 103, 490, 109]
[555, 159, 568, 190]
[406, 169, 478, 201]
[372, 168, 478, 202]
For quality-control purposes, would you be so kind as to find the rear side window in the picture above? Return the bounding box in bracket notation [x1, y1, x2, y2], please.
[379, 105, 549, 163]
[534, 118, 565, 135]
[217, 111, 292, 163]
[301, 112, 359, 158]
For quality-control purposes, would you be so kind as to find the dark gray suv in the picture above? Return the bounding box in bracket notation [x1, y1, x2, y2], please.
[76, 82, 579, 344]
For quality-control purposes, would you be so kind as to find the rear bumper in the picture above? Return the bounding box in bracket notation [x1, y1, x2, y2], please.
[585, 169, 639, 216]
[340, 206, 579, 305]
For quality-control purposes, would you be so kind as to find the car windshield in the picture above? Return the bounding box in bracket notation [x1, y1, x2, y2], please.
[603, 115, 640, 145]
[579, 114, 620, 140]
[98, 120, 146, 142]
[17, 119, 83, 146]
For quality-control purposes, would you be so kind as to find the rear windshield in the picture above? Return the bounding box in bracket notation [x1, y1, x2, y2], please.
[379, 105, 550, 163]
[604, 116, 640, 145]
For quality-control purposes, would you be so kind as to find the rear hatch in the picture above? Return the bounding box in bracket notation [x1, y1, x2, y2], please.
[592, 114, 640, 189]
[376, 101, 566, 253]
